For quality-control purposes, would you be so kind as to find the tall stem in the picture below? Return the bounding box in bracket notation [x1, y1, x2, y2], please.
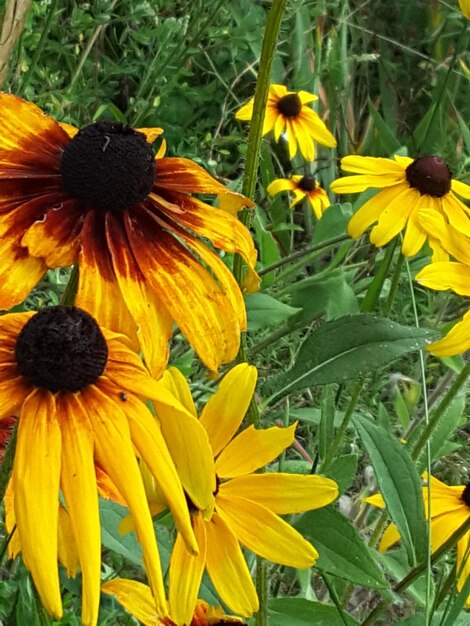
[232, 2, 287, 624]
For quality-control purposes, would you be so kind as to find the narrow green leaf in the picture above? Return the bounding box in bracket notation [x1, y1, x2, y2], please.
[353, 415, 427, 565]
[367, 99, 401, 154]
[262, 314, 436, 404]
[268, 598, 359, 626]
[296, 506, 388, 589]
[325, 454, 358, 494]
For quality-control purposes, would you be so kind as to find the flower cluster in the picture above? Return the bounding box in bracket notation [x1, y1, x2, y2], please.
[0, 93, 339, 626]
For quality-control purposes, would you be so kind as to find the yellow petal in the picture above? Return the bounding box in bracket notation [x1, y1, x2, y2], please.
[369, 189, 417, 247]
[57, 506, 80, 578]
[151, 381, 216, 516]
[111, 387, 198, 556]
[451, 178, 470, 200]
[267, 178, 297, 197]
[59, 394, 100, 626]
[430, 509, 469, 552]
[379, 523, 401, 552]
[85, 385, 168, 615]
[347, 185, 407, 238]
[220, 473, 338, 514]
[13, 389, 62, 618]
[298, 90, 318, 105]
[427, 312, 470, 356]
[58, 122, 79, 138]
[137, 127, 164, 143]
[235, 99, 254, 121]
[205, 513, 258, 616]
[417, 208, 470, 264]
[0, 233, 47, 309]
[215, 423, 296, 479]
[285, 119, 299, 159]
[200, 363, 257, 457]
[401, 207, 427, 257]
[159, 367, 197, 417]
[217, 493, 318, 568]
[416, 262, 470, 296]
[169, 515, 207, 626]
[101, 579, 159, 626]
[292, 117, 315, 161]
[300, 108, 336, 148]
[340, 155, 408, 175]
[331, 174, 404, 194]
[440, 193, 470, 237]
[456, 532, 470, 605]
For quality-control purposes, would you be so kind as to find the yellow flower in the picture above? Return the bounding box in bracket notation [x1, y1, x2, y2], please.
[415, 208, 470, 355]
[459, 0, 470, 19]
[149, 363, 339, 624]
[102, 578, 246, 625]
[0, 93, 258, 376]
[366, 473, 470, 606]
[330, 154, 470, 257]
[267, 175, 330, 219]
[0, 306, 200, 625]
[236, 84, 336, 162]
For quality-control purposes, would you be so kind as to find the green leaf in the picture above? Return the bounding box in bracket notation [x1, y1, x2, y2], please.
[296, 506, 387, 589]
[268, 598, 359, 626]
[325, 454, 358, 494]
[100, 499, 143, 567]
[367, 99, 401, 154]
[262, 314, 436, 404]
[246, 293, 301, 331]
[353, 415, 427, 565]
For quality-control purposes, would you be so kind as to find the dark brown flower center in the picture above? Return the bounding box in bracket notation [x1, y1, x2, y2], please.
[298, 175, 316, 192]
[277, 93, 302, 118]
[405, 156, 452, 198]
[60, 121, 156, 211]
[461, 482, 470, 507]
[15, 306, 108, 393]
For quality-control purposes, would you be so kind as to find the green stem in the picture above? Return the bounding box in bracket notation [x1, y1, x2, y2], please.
[61, 264, 79, 306]
[318, 378, 363, 471]
[232, 2, 287, 624]
[362, 516, 470, 626]
[383, 251, 404, 316]
[361, 239, 397, 313]
[258, 234, 348, 277]
[411, 357, 470, 461]
[19, 0, 59, 93]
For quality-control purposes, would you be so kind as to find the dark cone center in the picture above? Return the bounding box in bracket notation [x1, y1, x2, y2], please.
[405, 156, 451, 198]
[60, 121, 156, 211]
[15, 307, 108, 393]
[277, 93, 302, 118]
[298, 175, 316, 192]
[462, 482, 470, 507]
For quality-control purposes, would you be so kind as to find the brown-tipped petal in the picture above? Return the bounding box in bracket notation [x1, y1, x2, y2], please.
[106, 213, 172, 378]
[22, 199, 84, 267]
[76, 211, 139, 351]
[0, 93, 68, 170]
[127, 211, 239, 372]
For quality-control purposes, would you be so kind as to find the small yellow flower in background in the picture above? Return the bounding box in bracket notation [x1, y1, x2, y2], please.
[0, 306, 201, 626]
[146, 363, 339, 625]
[267, 174, 331, 219]
[330, 154, 470, 257]
[415, 209, 470, 355]
[236, 84, 336, 161]
[459, 0, 470, 19]
[366, 473, 470, 606]
[0, 93, 258, 377]
[102, 578, 246, 625]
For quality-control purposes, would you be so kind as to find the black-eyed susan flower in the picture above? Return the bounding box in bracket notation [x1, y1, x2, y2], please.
[0, 94, 258, 377]
[236, 84, 336, 162]
[366, 473, 470, 606]
[144, 363, 338, 624]
[102, 578, 246, 626]
[267, 174, 330, 219]
[330, 154, 470, 257]
[0, 306, 200, 626]
[415, 208, 470, 355]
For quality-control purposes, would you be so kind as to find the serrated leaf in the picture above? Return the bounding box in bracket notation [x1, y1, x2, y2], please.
[268, 598, 359, 626]
[296, 506, 387, 589]
[246, 293, 300, 331]
[263, 314, 436, 404]
[353, 415, 427, 566]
